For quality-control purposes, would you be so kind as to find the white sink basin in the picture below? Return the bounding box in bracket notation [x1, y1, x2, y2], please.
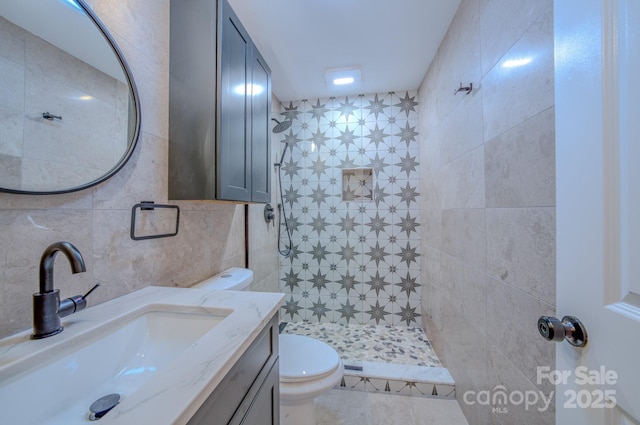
[0, 304, 229, 424]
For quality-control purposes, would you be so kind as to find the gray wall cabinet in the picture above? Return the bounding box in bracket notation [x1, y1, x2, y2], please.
[169, 0, 272, 202]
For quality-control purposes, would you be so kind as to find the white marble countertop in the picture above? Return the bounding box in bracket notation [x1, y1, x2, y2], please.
[0, 286, 284, 424]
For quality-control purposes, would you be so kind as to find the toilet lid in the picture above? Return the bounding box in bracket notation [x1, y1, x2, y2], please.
[279, 334, 341, 382]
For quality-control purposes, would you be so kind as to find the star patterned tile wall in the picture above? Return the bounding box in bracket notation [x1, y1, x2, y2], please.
[278, 91, 422, 326]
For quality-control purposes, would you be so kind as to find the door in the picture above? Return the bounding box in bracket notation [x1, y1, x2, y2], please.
[555, 0, 640, 424]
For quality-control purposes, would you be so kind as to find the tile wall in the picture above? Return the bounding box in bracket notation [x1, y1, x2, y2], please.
[418, 0, 556, 424]
[0, 0, 268, 338]
[278, 93, 422, 326]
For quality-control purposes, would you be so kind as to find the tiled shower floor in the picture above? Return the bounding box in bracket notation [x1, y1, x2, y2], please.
[282, 322, 441, 367]
[281, 322, 455, 398]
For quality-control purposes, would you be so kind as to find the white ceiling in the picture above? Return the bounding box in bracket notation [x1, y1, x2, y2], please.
[228, 0, 461, 102]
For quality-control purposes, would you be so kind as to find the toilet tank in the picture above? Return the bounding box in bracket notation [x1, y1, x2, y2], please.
[192, 267, 253, 291]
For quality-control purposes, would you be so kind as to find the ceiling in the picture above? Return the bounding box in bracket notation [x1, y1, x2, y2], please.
[227, 0, 461, 102]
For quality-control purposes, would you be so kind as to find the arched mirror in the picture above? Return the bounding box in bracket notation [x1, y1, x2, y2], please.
[0, 0, 140, 194]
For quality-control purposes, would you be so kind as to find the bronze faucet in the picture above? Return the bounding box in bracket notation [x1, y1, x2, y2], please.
[31, 242, 99, 339]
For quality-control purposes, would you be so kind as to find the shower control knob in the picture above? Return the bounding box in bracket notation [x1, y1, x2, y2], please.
[537, 315, 588, 347]
[264, 203, 275, 225]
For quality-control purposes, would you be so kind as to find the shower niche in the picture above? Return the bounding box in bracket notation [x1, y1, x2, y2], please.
[341, 168, 373, 202]
[168, 0, 272, 202]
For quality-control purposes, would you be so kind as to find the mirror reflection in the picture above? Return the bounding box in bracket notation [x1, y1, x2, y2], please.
[0, 0, 139, 194]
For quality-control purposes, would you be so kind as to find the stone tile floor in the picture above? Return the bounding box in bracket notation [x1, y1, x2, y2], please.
[317, 388, 469, 425]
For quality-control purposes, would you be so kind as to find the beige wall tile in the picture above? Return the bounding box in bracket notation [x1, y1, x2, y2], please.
[248, 201, 279, 293]
[427, 0, 482, 128]
[251, 269, 279, 293]
[92, 131, 168, 209]
[0, 57, 24, 111]
[485, 107, 556, 208]
[419, 167, 443, 209]
[0, 17, 26, 65]
[480, 0, 552, 75]
[441, 208, 486, 270]
[440, 254, 487, 324]
[0, 108, 23, 158]
[481, 6, 554, 142]
[421, 208, 442, 249]
[486, 347, 555, 425]
[440, 146, 485, 209]
[94, 0, 170, 71]
[0, 154, 21, 188]
[438, 93, 484, 165]
[486, 277, 555, 394]
[436, 294, 488, 394]
[427, 312, 492, 425]
[486, 207, 555, 304]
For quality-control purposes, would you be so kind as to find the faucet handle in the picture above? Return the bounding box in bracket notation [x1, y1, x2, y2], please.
[82, 283, 101, 300]
[58, 283, 100, 318]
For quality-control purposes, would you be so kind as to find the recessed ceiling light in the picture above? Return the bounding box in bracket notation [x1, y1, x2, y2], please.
[325, 67, 361, 88]
[333, 77, 355, 85]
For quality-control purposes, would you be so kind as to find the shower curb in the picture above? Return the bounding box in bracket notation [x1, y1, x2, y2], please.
[339, 361, 456, 399]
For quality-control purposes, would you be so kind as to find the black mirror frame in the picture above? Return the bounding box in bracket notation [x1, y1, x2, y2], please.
[0, 0, 141, 195]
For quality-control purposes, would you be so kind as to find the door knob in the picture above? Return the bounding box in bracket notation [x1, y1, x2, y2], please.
[537, 315, 588, 347]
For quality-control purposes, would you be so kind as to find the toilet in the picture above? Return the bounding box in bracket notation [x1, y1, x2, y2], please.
[192, 268, 344, 425]
[278, 334, 344, 425]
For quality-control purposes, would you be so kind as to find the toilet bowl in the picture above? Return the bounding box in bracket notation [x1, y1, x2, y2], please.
[279, 334, 343, 425]
[192, 268, 344, 425]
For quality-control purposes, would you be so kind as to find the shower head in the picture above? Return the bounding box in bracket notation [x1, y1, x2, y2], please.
[271, 118, 292, 134]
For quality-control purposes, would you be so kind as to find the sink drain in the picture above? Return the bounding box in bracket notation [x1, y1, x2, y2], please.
[88, 393, 120, 421]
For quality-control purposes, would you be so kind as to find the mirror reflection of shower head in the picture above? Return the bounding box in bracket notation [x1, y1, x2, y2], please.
[271, 118, 292, 133]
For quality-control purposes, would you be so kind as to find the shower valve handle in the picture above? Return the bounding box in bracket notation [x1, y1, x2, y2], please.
[264, 204, 275, 225]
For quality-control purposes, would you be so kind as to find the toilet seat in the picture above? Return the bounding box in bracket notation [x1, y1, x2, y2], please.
[279, 334, 341, 382]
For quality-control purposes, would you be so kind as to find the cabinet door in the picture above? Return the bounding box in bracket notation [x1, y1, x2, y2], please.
[168, 0, 217, 200]
[217, 0, 251, 201]
[237, 360, 279, 425]
[250, 49, 271, 203]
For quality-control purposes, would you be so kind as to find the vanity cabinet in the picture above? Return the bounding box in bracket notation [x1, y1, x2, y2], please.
[169, 0, 271, 202]
[187, 314, 279, 425]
